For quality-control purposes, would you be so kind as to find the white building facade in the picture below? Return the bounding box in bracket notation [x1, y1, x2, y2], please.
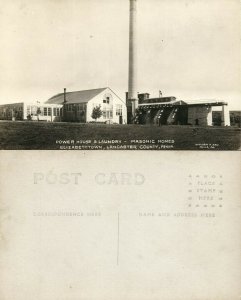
[46, 87, 127, 124]
[0, 102, 62, 122]
[86, 88, 127, 124]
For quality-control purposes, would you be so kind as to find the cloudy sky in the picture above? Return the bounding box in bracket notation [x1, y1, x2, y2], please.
[0, 0, 240, 109]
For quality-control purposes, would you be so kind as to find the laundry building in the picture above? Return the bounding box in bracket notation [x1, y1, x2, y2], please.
[45, 87, 127, 124]
[0, 87, 127, 124]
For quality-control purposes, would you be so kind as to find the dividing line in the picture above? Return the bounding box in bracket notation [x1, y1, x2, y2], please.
[117, 212, 120, 265]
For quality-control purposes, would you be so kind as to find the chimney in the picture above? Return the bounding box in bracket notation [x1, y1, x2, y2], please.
[125, 92, 129, 101]
[128, 0, 138, 116]
[64, 88, 67, 103]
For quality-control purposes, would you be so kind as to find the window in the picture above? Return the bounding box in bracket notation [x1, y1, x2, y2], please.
[78, 104, 84, 111]
[44, 107, 47, 116]
[48, 107, 51, 116]
[53, 108, 60, 116]
[116, 104, 122, 116]
[103, 94, 112, 105]
[102, 110, 106, 119]
[27, 106, 30, 116]
[31, 106, 37, 115]
[103, 109, 113, 119]
[39, 107, 44, 116]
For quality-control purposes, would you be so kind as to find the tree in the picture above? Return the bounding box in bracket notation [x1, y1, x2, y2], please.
[36, 107, 41, 121]
[91, 105, 102, 121]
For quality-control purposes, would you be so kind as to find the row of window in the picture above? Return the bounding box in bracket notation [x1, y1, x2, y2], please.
[0, 111, 23, 118]
[26, 106, 61, 117]
[101, 109, 123, 119]
[0, 106, 22, 113]
[0, 104, 122, 119]
[102, 110, 113, 119]
[0, 111, 15, 117]
[65, 104, 86, 112]
[43, 107, 52, 116]
[92, 104, 123, 119]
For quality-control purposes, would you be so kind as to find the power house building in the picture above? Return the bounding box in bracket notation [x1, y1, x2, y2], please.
[132, 93, 230, 126]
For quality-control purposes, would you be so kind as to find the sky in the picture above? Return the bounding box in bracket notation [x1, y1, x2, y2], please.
[0, 0, 240, 109]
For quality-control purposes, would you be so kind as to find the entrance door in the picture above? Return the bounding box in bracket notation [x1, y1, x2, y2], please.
[119, 115, 123, 124]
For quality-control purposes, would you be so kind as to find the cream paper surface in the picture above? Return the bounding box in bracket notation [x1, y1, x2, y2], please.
[0, 151, 240, 300]
[0, 0, 241, 299]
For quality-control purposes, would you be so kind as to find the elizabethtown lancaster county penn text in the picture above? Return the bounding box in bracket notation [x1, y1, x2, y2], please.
[55, 139, 175, 150]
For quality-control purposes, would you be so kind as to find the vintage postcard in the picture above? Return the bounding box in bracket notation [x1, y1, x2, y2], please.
[0, 0, 240, 150]
[0, 0, 240, 299]
[0, 151, 240, 300]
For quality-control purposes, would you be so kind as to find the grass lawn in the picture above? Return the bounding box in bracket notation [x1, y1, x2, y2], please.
[0, 121, 240, 150]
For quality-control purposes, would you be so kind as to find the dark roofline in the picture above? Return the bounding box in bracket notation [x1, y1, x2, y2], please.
[0, 102, 24, 106]
[139, 101, 228, 107]
[107, 87, 127, 106]
[48, 87, 108, 101]
[47, 87, 126, 106]
[187, 102, 228, 107]
[148, 96, 176, 100]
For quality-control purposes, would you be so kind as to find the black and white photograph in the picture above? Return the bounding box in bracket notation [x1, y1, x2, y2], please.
[0, 2, 241, 300]
[0, 0, 240, 150]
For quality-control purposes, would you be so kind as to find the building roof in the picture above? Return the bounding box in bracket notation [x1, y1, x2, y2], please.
[45, 87, 107, 104]
[183, 99, 227, 106]
[139, 99, 186, 106]
[139, 98, 227, 107]
[0, 102, 24, 107]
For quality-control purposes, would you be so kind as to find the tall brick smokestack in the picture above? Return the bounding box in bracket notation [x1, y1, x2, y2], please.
[128, 0, 138, 117]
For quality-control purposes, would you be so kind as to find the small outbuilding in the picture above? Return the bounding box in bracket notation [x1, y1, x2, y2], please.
[0, 102, 62, 122]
